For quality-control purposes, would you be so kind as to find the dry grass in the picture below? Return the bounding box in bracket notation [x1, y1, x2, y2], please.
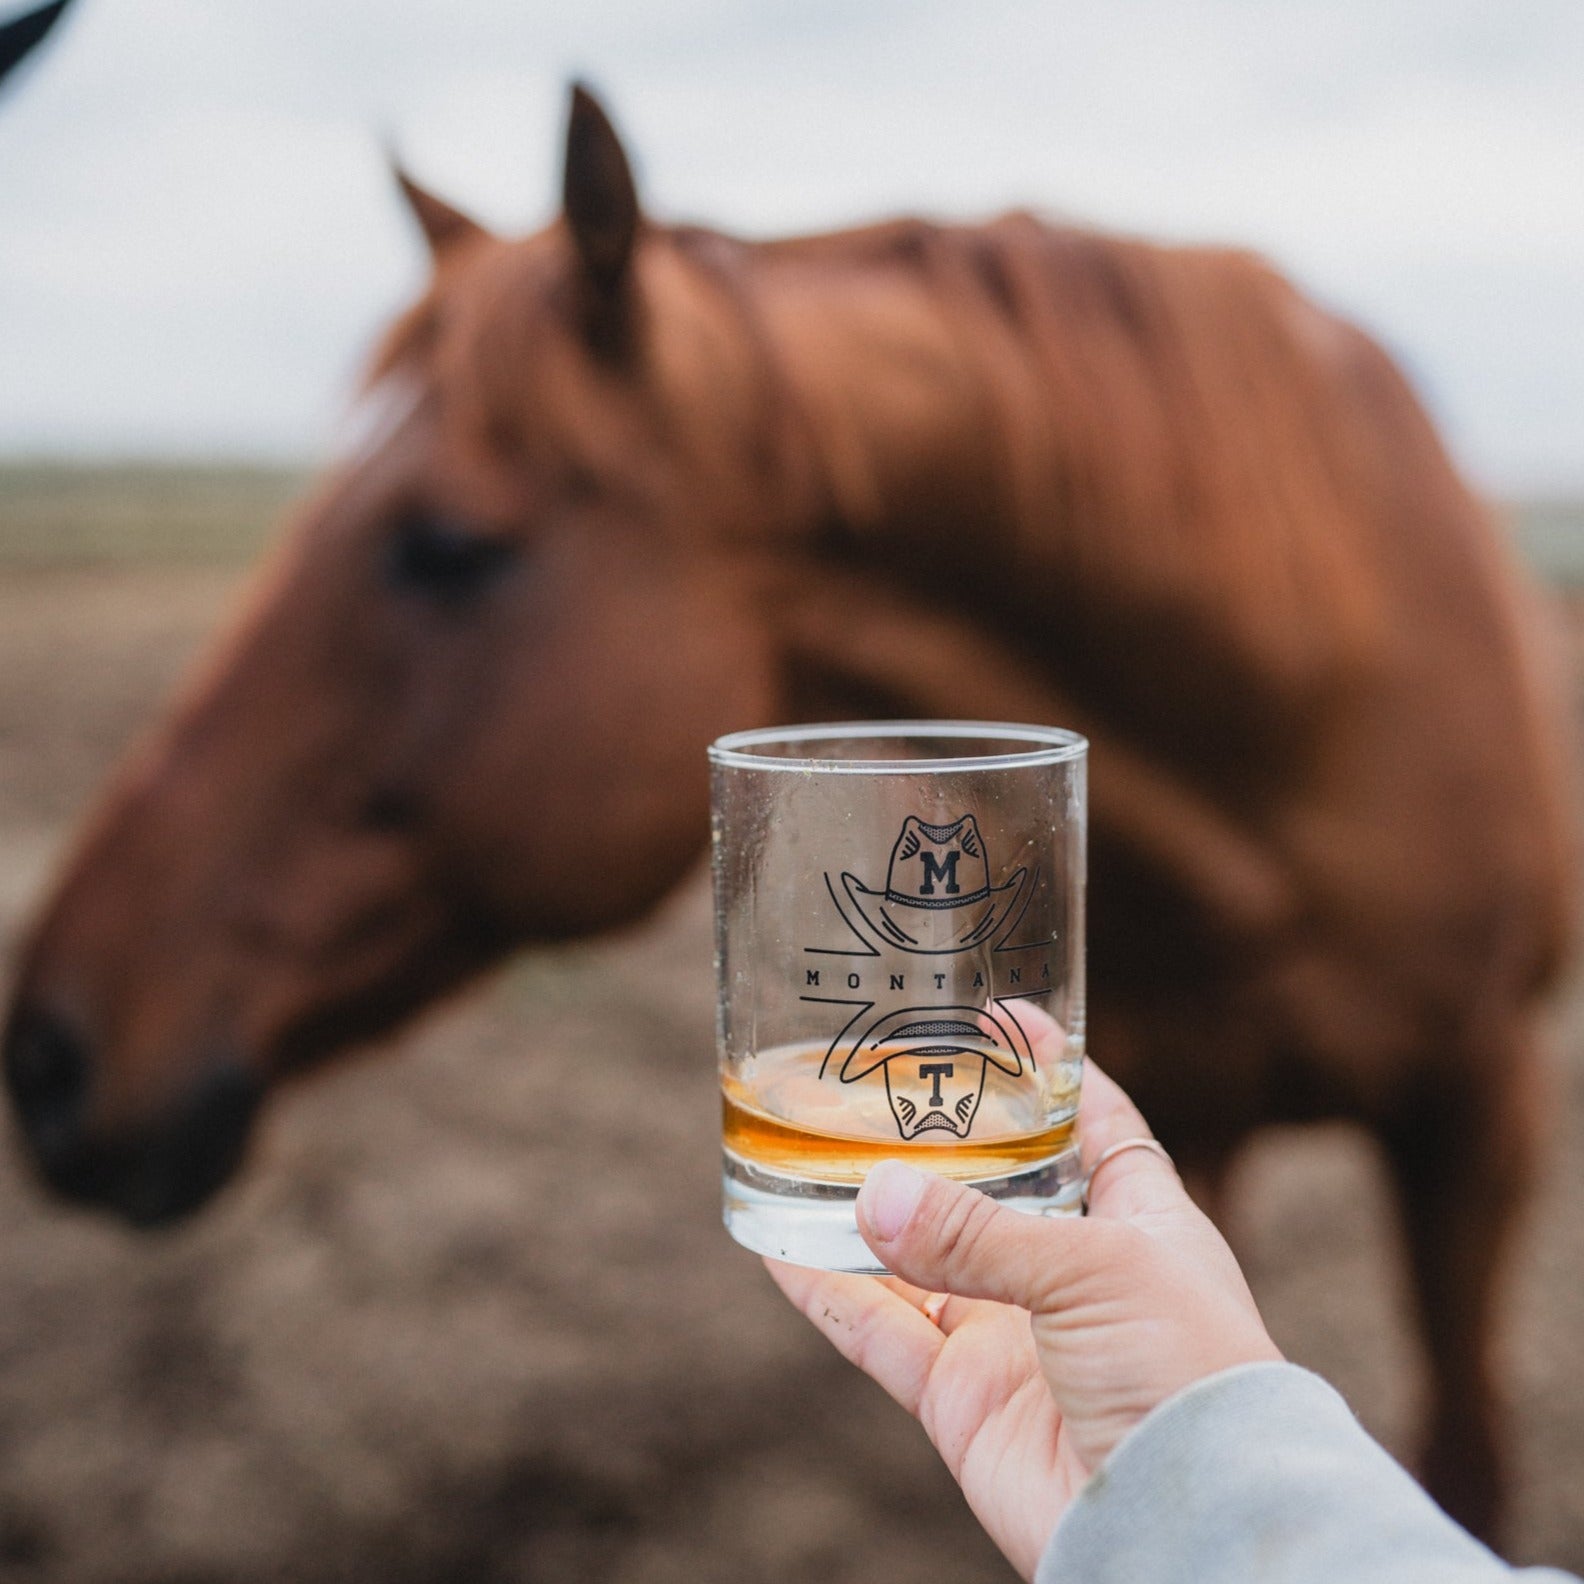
[1, 463, 1578, 579]
[0, 462, 306, 567]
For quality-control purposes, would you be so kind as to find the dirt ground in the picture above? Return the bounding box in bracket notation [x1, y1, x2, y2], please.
[1, 560, 1582, 1583]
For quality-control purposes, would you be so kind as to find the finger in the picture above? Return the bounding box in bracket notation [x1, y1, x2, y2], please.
[1000, 998, 1065, 1072]
[762, 1258, 944, 1416]
[1076, 1058, 1153, 1168]
[1078, 1059, 1185, 1219]
[876, 1275, 983, 1334]
[887, 1280, 974, 1333]
[877, 1273, 932, 1307]
[774, 1264, 964, 1340]
[856, 1158, 1106, 1311]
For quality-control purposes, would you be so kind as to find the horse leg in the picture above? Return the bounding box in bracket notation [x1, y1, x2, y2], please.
[1382, 1019, 1544, 1546]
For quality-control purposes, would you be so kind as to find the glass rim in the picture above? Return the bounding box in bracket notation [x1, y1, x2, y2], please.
[708, 720, 1088, 775]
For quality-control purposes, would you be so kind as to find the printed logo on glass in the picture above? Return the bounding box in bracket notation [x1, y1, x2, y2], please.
[800, 813, 1051, 1140]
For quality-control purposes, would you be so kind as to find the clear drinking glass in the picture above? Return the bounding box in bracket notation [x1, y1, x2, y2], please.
[710, 721, 1087, 1271]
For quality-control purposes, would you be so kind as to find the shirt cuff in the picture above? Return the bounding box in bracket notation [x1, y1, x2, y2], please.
[1035, 1361, 1532, 1584]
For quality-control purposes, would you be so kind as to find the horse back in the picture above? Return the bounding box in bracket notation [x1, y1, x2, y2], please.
[925, 215, 1574, 1125]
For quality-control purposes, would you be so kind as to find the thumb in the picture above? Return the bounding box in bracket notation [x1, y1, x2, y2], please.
[858, 1159, 1115, 1309]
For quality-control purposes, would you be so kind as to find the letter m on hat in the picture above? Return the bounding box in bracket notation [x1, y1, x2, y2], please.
[840, 811, 1026, 954]
[887, 815, 991, 908]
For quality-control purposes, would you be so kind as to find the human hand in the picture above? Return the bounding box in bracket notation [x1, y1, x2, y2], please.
[766, 1059, 1282, 1580]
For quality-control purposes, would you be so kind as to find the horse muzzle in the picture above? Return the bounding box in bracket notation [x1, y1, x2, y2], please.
[3, 1001, 263, 1226]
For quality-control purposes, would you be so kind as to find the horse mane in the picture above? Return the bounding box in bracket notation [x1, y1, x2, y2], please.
[753, 214, 1424, 747]
[369, 205, 1463, 749]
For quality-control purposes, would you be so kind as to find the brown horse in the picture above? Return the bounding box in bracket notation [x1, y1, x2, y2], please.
[3, 85, 1572, 1539]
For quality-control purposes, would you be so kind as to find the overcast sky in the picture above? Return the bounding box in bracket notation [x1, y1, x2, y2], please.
[1, 0, 1580, 493]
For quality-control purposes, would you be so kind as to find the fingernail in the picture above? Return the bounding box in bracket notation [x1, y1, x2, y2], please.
[862, 1160, 928, 1242]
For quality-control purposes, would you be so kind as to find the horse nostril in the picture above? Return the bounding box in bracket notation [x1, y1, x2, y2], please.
[3, 1006, 94, 1161]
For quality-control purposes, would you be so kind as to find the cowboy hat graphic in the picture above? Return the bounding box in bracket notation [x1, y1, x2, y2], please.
[840, 813, 1027, 955]
[837, 1005, 1024, 1140]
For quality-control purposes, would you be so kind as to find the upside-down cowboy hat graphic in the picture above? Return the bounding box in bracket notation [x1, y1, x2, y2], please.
[838, 1005, 1025, 1140]
[840, 813, 1027, 955]
[817, 812, 1038, 1140]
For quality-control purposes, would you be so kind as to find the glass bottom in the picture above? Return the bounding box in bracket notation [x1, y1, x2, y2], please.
[722, 1144, 1084, 1272]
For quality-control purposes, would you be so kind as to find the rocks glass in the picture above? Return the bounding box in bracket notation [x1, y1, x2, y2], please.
[710, 722, 1087, 1271]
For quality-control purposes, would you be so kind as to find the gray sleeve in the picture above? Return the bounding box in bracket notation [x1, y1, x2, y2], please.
[1036, 1361, 1577, 1584]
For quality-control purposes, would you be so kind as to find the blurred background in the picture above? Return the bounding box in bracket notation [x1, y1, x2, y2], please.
[1, 2, 1581, 1580]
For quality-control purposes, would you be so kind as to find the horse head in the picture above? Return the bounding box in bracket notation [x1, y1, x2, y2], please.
[3, 86, 802, 1222]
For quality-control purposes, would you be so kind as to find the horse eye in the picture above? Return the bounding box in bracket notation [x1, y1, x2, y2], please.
[386, 510, 518, 602]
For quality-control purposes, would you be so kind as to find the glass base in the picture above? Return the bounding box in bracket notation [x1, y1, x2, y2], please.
[722, 1145, 1084, 1273]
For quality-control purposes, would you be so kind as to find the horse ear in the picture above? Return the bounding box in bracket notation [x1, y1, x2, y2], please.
[391, 160, 488, 260]
[562, 82, 640, 295]
[0, 0, 74, 91]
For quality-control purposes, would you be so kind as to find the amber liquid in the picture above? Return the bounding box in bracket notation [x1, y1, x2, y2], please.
[722, 1041, 1078, 1186]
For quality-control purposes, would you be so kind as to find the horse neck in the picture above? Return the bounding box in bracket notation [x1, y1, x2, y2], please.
[740, 217, 1387, 750]
[746, 222, 1017, 552]
[726, 229, 1027, 728]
